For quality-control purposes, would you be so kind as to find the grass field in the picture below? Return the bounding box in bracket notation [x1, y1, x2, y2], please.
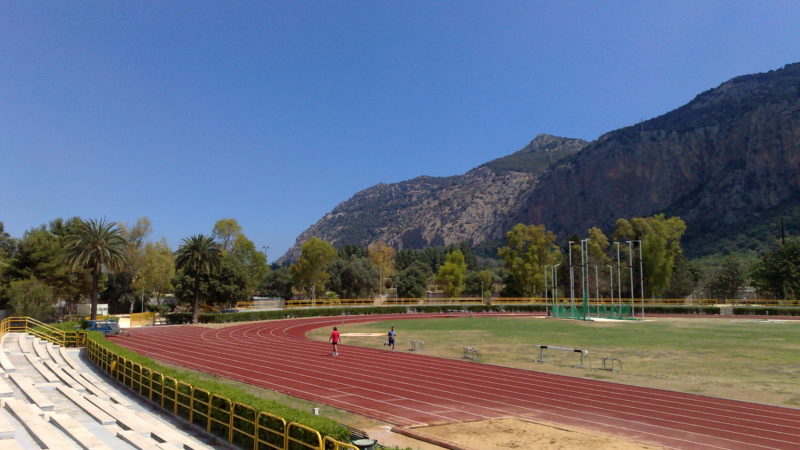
[308, 316, 800, 408]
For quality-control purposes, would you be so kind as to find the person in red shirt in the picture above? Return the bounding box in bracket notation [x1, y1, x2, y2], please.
[329, 326, 341, 356]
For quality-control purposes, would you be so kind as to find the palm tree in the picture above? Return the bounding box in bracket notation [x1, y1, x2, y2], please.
[64, 218, 128, 320]
[175, 234, 221, 324]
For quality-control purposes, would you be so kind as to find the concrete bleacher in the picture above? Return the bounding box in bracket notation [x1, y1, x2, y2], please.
[0, 332, 224, 449]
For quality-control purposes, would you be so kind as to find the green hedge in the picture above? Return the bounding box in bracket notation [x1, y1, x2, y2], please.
[732, 306, 800, 316]
[639, 305, 721, 315]
[167, 304, 549, 324]
[87, 333, 350, 442]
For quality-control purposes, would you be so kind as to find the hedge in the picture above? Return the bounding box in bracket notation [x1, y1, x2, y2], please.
[732, 306, 800, 316]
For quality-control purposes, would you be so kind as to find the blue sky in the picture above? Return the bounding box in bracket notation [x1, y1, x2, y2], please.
[2, 1, 799, 261]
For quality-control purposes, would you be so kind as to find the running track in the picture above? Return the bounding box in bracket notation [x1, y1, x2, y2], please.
[109, 313, 800, 449]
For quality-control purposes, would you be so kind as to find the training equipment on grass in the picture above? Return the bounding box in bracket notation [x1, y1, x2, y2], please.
[536, 345, 589, 368]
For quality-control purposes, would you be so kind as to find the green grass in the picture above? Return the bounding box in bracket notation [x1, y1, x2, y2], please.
[309, 316, 800, 408]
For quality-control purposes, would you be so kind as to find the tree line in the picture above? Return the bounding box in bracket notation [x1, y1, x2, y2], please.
[1, 213, 798, 324]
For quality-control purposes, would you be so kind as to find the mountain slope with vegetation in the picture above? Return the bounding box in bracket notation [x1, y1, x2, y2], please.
[282, 62, 800, 262]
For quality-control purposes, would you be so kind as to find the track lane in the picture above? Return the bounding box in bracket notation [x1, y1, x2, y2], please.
[110, 314, 800, 449]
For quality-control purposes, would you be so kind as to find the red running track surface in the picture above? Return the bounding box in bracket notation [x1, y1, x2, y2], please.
[109, 313, 800, 449]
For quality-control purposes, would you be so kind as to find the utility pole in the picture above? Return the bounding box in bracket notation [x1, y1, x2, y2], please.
[626, 240, 635, 316]
[635, 240, 644, 319]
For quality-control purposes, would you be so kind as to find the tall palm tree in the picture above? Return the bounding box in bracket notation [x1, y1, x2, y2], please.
[175, 234, 221, 324]
[64, 218, 128, 320]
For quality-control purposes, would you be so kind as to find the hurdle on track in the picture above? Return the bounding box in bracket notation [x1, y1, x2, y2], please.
[536, 345, 589, 368]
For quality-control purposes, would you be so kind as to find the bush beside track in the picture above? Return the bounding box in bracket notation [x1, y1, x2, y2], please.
[732, 306, 800, 316]
[86, 332, 350, 443]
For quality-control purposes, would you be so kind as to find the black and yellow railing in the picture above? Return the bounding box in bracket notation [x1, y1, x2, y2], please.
[0, 317, 356, 450]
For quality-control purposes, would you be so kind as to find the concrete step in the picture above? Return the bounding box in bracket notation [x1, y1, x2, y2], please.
[0, 375, 13, 398]
[0, 347, 15, 373]
[3, 397, 79, 449]
[108, 402, 215, 450]
[32, 339, 50, 360]
[116, 429, 161, 450]
[43, 359, 86, 392]
[46, 343, 70, 367]
[59, 347, 83, 372]
[57, 348, 134, 406]
[18, 336, 33, 354]
[48, 412, 113, 450]
[25, 353, 60, 383]
[55, 385, 116, 425]
[62, 367, 110, 400]
[8, 373, 54, 411]
[0, 403, 15, 439]
[83, 394, 152, 436]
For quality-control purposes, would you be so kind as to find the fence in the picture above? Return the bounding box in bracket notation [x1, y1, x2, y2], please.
[0, 317, 356, 450]
[280, 297, 800, 309]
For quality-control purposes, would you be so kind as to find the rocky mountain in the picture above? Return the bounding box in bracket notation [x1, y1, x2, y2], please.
[280, 62, 800, 263]
[278, 135, 587, 263]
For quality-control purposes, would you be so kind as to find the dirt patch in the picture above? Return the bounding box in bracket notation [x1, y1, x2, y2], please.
[410, 418, 658, 450]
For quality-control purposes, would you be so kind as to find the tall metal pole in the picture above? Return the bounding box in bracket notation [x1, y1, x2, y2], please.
[626, 240, 635, 315]
[594, 265, 599, 303]
[553, 264, 560, 305]
[580, 239, 589, 319]
[636, 240, 644, 319]
[608, 265, 614, 315]
[615, 242, 622, 305]
[543, 265, 549, 303]
[568, 241, 575, 311]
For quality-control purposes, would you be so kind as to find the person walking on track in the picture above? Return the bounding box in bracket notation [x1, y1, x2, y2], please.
[329, 326, 341, 356]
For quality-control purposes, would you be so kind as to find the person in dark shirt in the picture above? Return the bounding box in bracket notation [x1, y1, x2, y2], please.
[386, 326, 396, 352]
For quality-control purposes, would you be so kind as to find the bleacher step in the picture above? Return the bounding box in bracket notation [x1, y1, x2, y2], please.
[109, 403, 214, 450]
[0, 376, 13, 397]
[18, 336, 34, 354]
[116, 429, 161, 450]
[46, 343, 70, 367]
[25, 354, 60, 383]
[32, 339, 50, 360]
[84, 394, 152, 436]
[0, 347, 15, 372]
[9, 373, 54, 411]
[55, 385, 116, 425]
[0, 404, 15, 439]
[3, 397, 79, 449]
[48, 412, 113, 450]
[44, 359, 86, 391]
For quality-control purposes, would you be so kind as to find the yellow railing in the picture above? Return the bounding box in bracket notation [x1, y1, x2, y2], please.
[0, 316, 86, 347]
[85, 339, 357, 450]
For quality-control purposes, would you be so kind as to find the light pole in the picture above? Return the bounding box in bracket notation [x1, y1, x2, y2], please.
[607, 265, 614, 315]
[543, 265, 549, 303]
[580, 239, 589, 319]
[626, 240, 635, 315]
[634, 240, 644, 319]
[594, 265, 599, 303]
[615, 242, 622, 306]
[568, 241, 575, 311]
[552, 264, 560, 305]
[262, 246, 270, 264]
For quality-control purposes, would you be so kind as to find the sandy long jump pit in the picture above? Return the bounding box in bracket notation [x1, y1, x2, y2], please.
[401, 418, 657, 450]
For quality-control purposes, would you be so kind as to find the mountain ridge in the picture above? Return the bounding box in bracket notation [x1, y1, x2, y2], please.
[279, 62, 800, 263]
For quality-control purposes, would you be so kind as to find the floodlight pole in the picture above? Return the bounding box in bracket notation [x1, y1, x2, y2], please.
[626, 240, 635, 316]
[608, 265, 614, 314]
[594, 265, 599, 303]
[553, 264, 560, 305]
[615, 242, 622, 306]
[581, 239, 589, 319]
[543, 265, 549, 303]
[635, 239, 644, 319]
[568, 241, 575, 311]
